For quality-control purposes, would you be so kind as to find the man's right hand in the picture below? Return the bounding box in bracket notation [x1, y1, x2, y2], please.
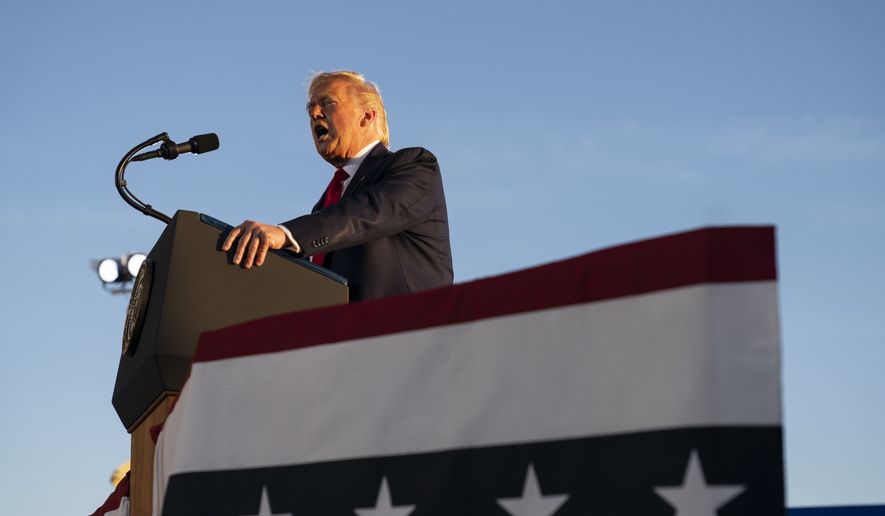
[221, 220, 288, 268]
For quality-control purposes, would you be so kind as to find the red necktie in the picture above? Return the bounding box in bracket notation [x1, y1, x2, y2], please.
[312, 168, 349, 266]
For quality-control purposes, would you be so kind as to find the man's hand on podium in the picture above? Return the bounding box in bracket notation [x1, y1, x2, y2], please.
[222, 220, 288, 268]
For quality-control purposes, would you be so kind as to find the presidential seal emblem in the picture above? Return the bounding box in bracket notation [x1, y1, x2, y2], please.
[122, 258, 153, 356]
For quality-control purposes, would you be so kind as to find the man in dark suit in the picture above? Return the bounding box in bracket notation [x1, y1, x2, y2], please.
[221, 71, 453, 301]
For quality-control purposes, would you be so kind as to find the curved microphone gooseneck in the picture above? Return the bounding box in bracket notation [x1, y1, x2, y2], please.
[115, 132, 174, 224]
[115, 132, 220, 224]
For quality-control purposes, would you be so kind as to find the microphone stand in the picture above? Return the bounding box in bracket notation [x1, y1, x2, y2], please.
[115, 132, 173, 224]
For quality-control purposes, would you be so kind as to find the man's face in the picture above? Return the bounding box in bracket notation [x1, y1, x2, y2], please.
[307, 79, 372, 167]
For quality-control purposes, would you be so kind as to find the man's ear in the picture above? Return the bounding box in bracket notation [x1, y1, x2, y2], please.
[361, 109, 377, 127]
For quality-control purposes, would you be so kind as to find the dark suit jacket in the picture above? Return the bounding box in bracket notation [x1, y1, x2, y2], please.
[282, 143, 453, 301]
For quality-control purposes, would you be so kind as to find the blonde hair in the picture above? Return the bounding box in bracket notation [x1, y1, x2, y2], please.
[307, 70, 390, 147]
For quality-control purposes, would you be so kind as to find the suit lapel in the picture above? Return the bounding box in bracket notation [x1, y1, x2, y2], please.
[341, 143, 390, 199]
[310, 194, 324, 214]
[311, 143, 390, 213]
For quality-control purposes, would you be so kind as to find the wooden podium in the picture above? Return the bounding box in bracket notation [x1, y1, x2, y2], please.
[112, 210, 348, 515]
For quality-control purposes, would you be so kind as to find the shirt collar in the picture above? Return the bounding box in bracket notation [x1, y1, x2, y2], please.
[341, 140, 381, 176]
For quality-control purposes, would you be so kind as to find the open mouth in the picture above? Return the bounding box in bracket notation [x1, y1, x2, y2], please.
[314, 125, 329, 139]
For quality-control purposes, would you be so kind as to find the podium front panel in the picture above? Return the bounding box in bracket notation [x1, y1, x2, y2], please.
[112, 210, 348, 431]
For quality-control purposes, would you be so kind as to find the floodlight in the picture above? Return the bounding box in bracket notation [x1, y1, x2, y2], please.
[126, 253, 147, 277]
[94, 252, 148, 294]
[98, 258, 121, 283]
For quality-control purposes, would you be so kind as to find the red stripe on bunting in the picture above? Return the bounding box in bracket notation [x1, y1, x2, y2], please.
[90, 472, 129, 516]
[194, 226, 776, 363]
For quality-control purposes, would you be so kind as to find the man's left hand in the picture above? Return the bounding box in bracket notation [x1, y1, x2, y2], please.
[221, 220, 288, 268]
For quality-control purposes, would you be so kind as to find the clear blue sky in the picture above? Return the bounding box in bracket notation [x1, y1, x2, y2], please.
[1, 1, 883, 513]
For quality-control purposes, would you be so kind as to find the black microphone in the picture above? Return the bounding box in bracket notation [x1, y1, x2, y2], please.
[131, 133, 219, 162]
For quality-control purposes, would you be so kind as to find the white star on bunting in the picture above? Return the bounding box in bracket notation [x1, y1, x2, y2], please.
[241, 486, 292, 516]
[654, 450, 746, 516]
[497, 463, 569, 516]
[354, 476, 416, 516]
